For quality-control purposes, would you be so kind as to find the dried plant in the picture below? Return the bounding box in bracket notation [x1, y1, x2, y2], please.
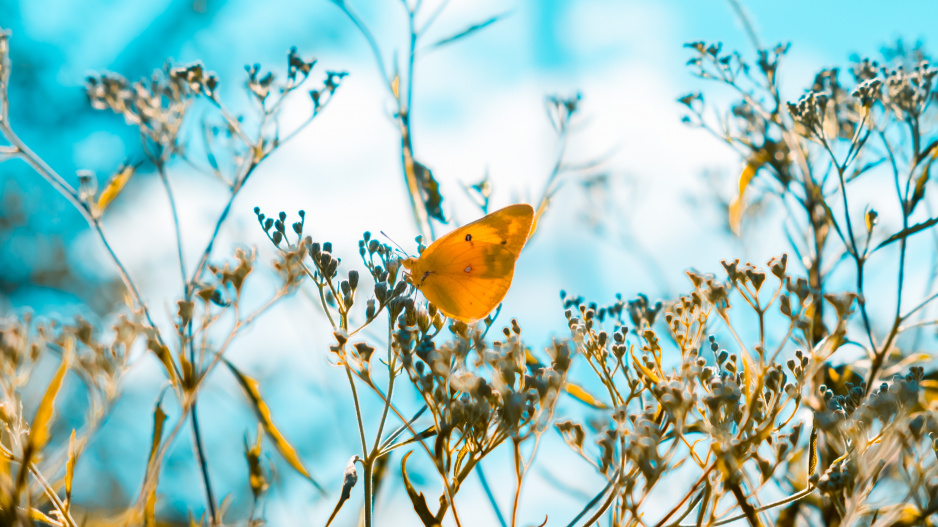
[1, 3, 938, 527]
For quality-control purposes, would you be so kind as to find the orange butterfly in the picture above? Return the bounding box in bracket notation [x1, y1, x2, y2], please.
[402, 204, 535, 323]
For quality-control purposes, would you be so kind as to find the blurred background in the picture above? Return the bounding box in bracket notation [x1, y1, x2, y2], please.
[1, 0, 936, 524]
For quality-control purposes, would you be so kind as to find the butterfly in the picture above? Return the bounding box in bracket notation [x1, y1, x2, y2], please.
[402, 203, 535, 323]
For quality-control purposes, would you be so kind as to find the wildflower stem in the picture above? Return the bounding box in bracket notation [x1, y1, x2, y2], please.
[0, 443, 78, 527]
[370, 332, 398, 454]
[654, 465, 714, 527]
[189, 403, 218, 525]
[866, 133, 911, 392]
[344, 368, 371, 525]
[724, 0, 762, 53]
[0, 119, 165, 345]
[351, 370, 463, 527]
[477, 462, 509, 527]
[567, 470, 621, 527]
[701, 486, 816, 527]
[157, 161, 187, 287]
[511, 438, 523, 527]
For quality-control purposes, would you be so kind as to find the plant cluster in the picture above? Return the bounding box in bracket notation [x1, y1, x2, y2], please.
[1, 3, 938, 527]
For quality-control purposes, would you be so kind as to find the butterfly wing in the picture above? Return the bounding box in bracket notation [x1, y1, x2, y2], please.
[410, 204, 534, 322]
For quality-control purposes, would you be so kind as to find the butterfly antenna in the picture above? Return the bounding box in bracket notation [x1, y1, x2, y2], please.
[380, 231, 410, 257]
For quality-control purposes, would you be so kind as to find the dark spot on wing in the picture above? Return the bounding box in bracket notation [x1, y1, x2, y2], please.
[500, 240, 507, 245]
[465, 234, 472, 242]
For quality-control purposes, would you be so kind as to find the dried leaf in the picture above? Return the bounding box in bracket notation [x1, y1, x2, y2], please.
[564, 383, 608, 409]
[370, 449, 392, 508]
[629, 349, 661, 384]
[921, 379, 938, 405]
[223, 359, 324, 493]
[144, 402, 167, 527]
[400, 451, 441, 527]
[27, 352, 69, 455]
[27, 508, 58, 524]
[874, 216, 938, 252]
[909, 146, 938, 214]
[524, 349, 544, 369]
[245, 424, 268, 500]
[414, 161, 445, 223]
[325, 456, 359, 527]
[807, 416, 818, 484]
[391, 75, 400, 100]
[188, 511, 206, 527]
[729, 157, 761, 235]
[65, 429, 77, 514]
[96, 161, 139, 212]
[148, 339, 180, 387]
[531, 198, 548, 240]
[864, 208, 878, 233]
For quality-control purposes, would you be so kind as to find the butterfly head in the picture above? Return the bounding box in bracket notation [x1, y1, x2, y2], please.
[401, 257, 430, 287]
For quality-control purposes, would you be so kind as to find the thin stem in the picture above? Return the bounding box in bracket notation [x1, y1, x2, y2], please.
[134, 404, 193, 511]
[477, 462, 509, 527]
[725, 0, 762, 53]
[91, 220, 162, 336]
[903, 290, 938, 320]
[362, 458, 374, 527]
[351, 369, 463, 527]
[333, 0, 433, 241]
[370, 332, 398, 454]
[689, 486, 815, 527]
[332, 1, 394, 96]
[404, 0, 417, 120]
[190, 403, 218, 525]
[1, 123, 163, 340]
[344, 368, 371, 525]
[572, 471, 622, 527]
[188, 164, 254, 293]
[0, 443, 79, 527]
[866, 132, 911, 392]
[157, 162, 187, 287]
[510, 439, 523, 527]
[654, 466, 715, 527]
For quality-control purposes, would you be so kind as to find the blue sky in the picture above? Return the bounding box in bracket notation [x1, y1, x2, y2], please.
[3, 0, 938, 524]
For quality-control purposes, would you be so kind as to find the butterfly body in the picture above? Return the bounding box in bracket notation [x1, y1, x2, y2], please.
[402, 204, 535, 322]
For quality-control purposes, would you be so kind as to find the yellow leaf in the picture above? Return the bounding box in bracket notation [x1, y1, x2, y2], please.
[531, 197, 549, 239]
[565, 383, 608, 409]
[807, 416, 818, 483]
[223, 359, 324, 493]
[65, 429, 77, 514]
[27, 508, 58, 524]
[245, 424, 267, 499]
[728, 159, 760, 235]
[147, 339, 180, 387]
[524, 349, 543, 368]
[524, 349, 607, 408]
[864, 209, 878, 233]
[189, 512, 206, 527]
[144, 402, 167, 527]
[400, 451, 440, 527]
[909, 146, 938, 214]
[630, 349, 661, 384]
[96, 162, 139, 213]
[921, 379, 938, 405]
[391, 75, 400, 100]
[28, 351, 69, 454]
